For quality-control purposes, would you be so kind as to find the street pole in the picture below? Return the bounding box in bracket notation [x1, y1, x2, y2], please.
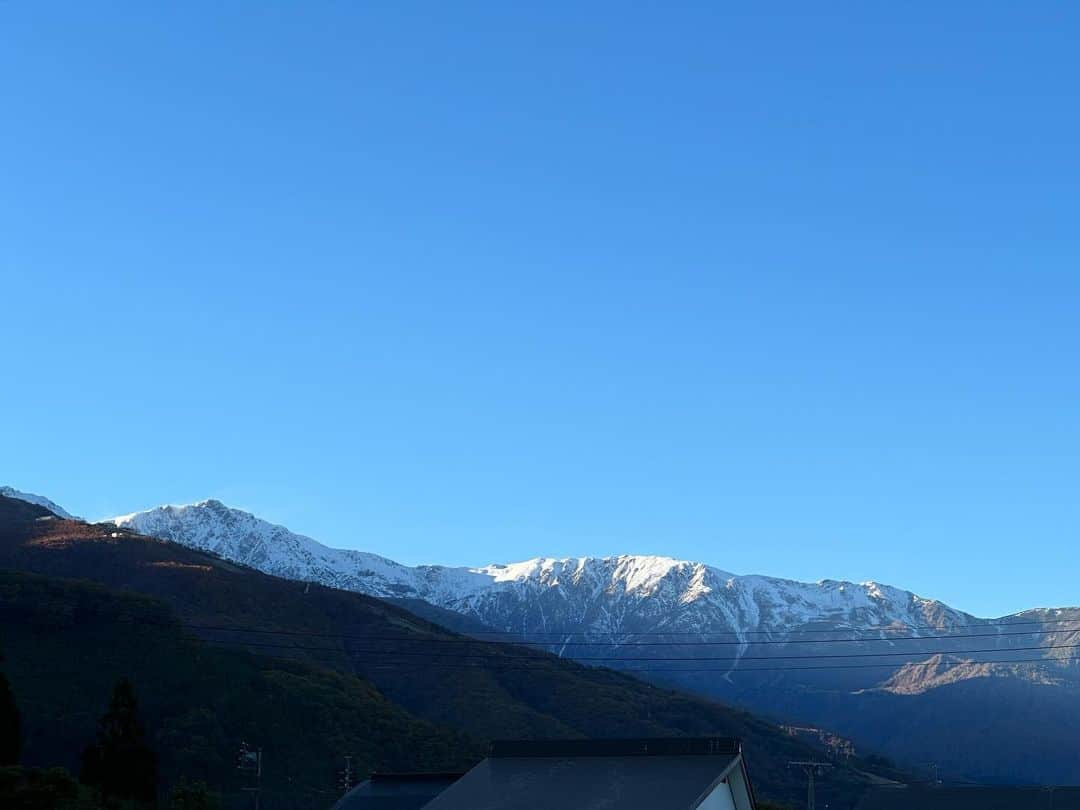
[789, 761, 833, 810]
[238, 742, 263, 810]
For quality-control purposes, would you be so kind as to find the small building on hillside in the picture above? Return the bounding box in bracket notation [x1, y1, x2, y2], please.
[420, 737, 757, 810]
[779, 724, 856, 759]
[855, 786, 1080, 809]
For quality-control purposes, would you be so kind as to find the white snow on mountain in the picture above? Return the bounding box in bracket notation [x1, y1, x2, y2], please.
[109, 500, 977, 642]
[109, 500, 492, 602]
[95, 497, 1080, 787]
[0, 486, 79, 520]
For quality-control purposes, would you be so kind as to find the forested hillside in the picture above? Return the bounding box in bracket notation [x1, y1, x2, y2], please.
[0, 495, 905, 808]
[0, 569, 475, 808]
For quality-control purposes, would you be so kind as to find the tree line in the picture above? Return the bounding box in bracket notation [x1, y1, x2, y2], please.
[1, 647, 215, 810]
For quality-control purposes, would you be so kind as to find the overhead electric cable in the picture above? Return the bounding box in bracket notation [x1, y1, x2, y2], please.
[192, 636, 1080, 663]
[180, 621, 1080, 647]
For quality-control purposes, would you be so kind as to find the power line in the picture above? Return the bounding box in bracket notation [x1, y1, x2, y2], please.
[129, 612, 1080, 662]
[358, 615, 1080, 637]
[192, 636, 1080, 673]
[94, 605, 1080, 648]
[88, 605, 1080, 668]
[362, 654, 1077, 674]
[111, 608, 1080, 640]
[194, 638, 1080, 663]
[181, 621, 1080, 648]
[179, 622, 1080, 672]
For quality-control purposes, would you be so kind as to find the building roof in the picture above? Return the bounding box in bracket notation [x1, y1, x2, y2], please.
[331, 772, 464, 810]
[855, 786, 1080, 810]
[421, 737, 754, 810]
[490, 737, 743, 758]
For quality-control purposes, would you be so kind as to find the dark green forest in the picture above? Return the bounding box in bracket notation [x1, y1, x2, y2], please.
[0, 570, 475, 808]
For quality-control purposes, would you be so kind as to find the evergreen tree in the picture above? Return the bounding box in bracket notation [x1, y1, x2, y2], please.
[81, 678, 157, 804]
[0, 646, 20, 765]
[0, 766, 96, 810]
[168, 778, 220, 810]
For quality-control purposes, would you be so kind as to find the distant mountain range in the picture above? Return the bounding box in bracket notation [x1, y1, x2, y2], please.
[6, 487, 1080, 783]
[0, 490, 887, 810]
[108, 499, 977, 642]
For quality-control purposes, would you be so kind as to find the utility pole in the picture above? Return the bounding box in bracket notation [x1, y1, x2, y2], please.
[238, 741, 263, 810]
[923, 762, 940, 785]
[789, 761, 833, 810]
[338, 755, 354, 796]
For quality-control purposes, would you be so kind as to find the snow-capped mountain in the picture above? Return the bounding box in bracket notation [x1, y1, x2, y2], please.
[109, 498, 1080, 708]
[3, 489, 1074, 787]
[109, 500, 493, 602]
[0, 486, 79, 520]
[97, 497, 1080, 785]
[109, 500, 978, 644]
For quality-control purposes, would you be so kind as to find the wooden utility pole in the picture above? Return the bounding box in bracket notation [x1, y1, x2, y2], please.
[789, 761, 833, 810]
[238, 741, 263, 810]
[338, 755, 354, 796]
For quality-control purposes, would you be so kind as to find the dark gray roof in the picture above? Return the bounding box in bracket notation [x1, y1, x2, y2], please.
[855, 786, 1080, 810]
[422, 738, 750, 810]
[331, 773, 463, 810]
[490, 737, 742, 758]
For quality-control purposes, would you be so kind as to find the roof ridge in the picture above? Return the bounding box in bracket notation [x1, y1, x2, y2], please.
[489, 737, 742, 758]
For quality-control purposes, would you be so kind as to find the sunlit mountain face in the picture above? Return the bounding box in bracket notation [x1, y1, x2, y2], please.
[9, 488, 1078, 784]
[107, 500, 1080, 706]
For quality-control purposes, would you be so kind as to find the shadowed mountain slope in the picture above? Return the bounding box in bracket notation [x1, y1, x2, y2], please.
[105, 498, 1080, 784]
[0, 495, 904, 808]
[0, 568, 476, 809]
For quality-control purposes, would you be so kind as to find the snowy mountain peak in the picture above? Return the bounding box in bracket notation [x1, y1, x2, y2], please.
[108, 500, 460, 598]
[108, 499, 977, 642]
[0, 486, 79, 520]
[475, 554, 726, 596]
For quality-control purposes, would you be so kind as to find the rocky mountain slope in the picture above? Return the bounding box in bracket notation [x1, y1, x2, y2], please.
[0, 486, 78, 520]
[109, 500, 977, 643]
[104, 497, 1080, 783]
[0, 492, 887, 809]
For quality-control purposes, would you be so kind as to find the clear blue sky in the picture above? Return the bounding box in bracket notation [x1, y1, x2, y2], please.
[3, 2, 1078, 617]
